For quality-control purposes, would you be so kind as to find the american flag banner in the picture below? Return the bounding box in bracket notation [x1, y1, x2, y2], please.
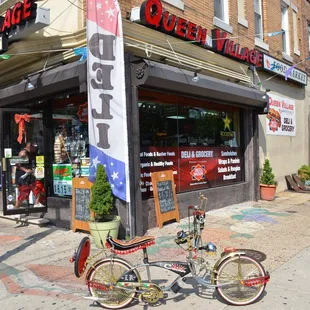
[87, 0, 130, 202]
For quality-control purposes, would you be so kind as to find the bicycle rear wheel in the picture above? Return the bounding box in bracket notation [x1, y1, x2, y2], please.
[215, 255, 267, 306]
[87, 258, 140, 309]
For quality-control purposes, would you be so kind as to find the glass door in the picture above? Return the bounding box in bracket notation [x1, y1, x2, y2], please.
[0, 108, 47, 216]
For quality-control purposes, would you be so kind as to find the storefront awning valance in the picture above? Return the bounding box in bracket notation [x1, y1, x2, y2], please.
[0, 60, 86, 107]
[137, 60, 268, 109]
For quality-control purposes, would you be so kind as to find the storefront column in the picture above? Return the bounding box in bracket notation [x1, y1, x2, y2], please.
[124, 53, 144, 236]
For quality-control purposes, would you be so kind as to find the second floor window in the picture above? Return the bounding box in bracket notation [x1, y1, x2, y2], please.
[254, 0, 263, 40]
[308, 25, 310, 53]
[292, 9, 299, 53]
[214, 0, 229, 23]
[281, 3, 290, 54]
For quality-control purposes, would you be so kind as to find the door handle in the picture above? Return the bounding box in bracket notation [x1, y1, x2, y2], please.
[2, 158, 7, 172]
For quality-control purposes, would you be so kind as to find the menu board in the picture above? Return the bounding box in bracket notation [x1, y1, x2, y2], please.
[72, 177, 92, 232]
[74, 188, 91, 221]
[151, 170, 180, 228]
[156, 180, 175, 213]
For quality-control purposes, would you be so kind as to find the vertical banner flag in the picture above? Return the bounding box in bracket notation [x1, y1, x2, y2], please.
[87, 0, 130, 202]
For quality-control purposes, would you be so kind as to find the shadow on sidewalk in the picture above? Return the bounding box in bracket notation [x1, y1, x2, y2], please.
[0, 228, 56, 263]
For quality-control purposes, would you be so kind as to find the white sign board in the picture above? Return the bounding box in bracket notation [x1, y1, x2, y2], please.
[263, 54, 307, 86]
[266, 93, 296, 136]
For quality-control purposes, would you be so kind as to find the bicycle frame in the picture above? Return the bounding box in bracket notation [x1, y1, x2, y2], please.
[85, 244, 248, 295]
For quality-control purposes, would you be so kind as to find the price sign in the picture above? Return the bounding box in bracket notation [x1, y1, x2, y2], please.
[53, 164, 72, 196]
[53, 181, 72, 196]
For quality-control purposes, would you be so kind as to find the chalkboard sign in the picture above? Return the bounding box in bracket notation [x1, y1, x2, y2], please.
[74, 188, 91, 221]
[157, 180, 175, 213]
[151, 170, 180, 228]
[72, 177, 93, 232]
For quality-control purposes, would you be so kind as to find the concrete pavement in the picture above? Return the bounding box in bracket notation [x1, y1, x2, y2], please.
[0, 191, 310, 309]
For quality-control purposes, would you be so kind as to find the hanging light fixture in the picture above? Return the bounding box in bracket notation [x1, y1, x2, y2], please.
[262, 88, 271, 100]
[192, 71, 200, 82]
[26, 78, 34, 90]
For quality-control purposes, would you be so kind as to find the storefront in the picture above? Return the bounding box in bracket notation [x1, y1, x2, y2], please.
[0, 61, 88, 228]
[0, 0, 270, 235]
[126, 58, 268, 233]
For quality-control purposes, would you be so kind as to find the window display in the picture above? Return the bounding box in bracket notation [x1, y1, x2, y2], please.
[138, 90, 244, 199]
[52, 95, 89, 197]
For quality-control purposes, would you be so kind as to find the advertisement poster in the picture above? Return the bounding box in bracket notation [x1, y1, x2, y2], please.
[140, 147, 243, 198]
[53, 164, 72, 196]
[266, 94, 296, 136]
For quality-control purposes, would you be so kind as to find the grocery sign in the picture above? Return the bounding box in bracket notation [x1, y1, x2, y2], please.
[266, 93, 296, 136]
[140, 146, 243, 198]
[263, 54, 307, 86]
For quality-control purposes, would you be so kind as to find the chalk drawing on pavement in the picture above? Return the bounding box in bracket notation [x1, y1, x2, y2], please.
[231, 208, 290, 224]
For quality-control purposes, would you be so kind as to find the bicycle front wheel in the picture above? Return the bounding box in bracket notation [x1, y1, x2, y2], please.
[87, 258, 140, 309]
[215, 255, 267, 306]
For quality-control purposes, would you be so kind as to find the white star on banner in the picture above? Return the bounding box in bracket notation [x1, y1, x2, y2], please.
[106, 8, 115, 18]
[111, 171, 119, 180]
[96, 2, 102, 9]
[91, 156, 101, 168]
[111, 184, 115, 189]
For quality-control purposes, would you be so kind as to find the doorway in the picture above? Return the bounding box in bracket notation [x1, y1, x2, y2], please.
[0, 108, 48, 216]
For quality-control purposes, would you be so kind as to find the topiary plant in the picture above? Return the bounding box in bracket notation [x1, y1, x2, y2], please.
[260, 159, 277, 186]
[88, 164, 113, 221]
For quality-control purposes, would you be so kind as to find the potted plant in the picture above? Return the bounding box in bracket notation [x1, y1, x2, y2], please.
[260, 159, 278, 201]
[88, 164, 121, 248]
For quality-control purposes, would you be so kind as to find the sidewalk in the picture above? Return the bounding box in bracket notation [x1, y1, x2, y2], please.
[0, 191, 310, 309]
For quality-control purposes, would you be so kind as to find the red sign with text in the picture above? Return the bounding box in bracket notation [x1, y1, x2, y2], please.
[139, 0, 263, 67]
[140, 146, 243, 198]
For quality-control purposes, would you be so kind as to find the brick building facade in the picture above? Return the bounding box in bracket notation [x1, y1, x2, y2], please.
[0, 0, 309, 236]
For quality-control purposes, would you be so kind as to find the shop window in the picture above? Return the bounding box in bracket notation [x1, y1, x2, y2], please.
[52, 94, 89, 197]
[254, 0, 263, 40]
[138, 90, 243, 199]
[281, 2, 290, 55]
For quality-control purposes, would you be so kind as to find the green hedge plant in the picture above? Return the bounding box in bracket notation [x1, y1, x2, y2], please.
[298, 165, 310, 182]
[260, 159, 277, 186]
[88, 164, 113, 221]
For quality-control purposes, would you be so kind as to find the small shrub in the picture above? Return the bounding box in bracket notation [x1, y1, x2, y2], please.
[260, 159, 277, 186]
[298, 165, 310, 182]
[88, 164, 113, 221]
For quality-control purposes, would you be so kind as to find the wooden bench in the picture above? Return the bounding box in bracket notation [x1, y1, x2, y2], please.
[285, 175, 310, 193]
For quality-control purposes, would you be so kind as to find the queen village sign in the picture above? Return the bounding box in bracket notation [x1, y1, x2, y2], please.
[131, 0, 307, 86]
[0, 0, 50, 54]
[133, 0, 263, 67]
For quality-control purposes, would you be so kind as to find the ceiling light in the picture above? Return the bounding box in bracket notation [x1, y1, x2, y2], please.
[192, 72, 199, 82]
[26, 78, 34, 90]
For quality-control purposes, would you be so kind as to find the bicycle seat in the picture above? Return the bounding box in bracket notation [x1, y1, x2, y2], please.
[105, 235, 155, 254]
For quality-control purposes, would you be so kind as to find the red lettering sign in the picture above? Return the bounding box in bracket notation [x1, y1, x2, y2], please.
[139, 0, 263, 67]
[0, 0, 37, 34]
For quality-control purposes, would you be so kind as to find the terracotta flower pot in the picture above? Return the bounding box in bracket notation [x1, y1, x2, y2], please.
[260, 184, 277, 201]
